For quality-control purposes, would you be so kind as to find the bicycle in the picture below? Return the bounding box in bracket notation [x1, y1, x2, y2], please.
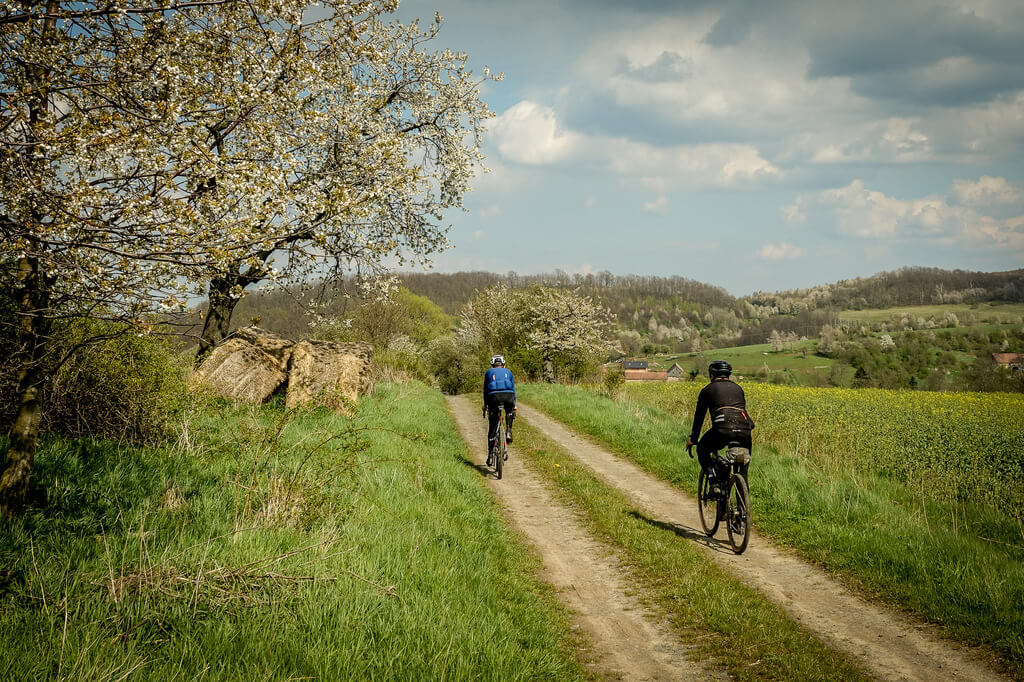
[485, 404, 509, 479]
[689, 443, 751, 554]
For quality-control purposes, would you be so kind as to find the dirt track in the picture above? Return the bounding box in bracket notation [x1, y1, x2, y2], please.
[447, 395, 715, 681]
[514, 401, 1004, 682]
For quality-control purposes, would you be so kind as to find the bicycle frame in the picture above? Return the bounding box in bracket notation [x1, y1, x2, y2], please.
[696, 445, 751, 554]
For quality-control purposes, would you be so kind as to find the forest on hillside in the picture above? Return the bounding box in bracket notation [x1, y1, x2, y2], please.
[227, 267, 1024, 351]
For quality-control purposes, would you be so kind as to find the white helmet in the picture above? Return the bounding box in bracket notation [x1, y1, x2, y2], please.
[491, 355, 505, 366]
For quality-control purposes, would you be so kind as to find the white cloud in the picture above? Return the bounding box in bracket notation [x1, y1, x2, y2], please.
[781, 203, 804, 222]
[479, 204, 501, 218]
[787, 178, 1024, 252]
[566, 8, 1024, 169]
[759, 242, 805, 260]
[796, 118, 933, 165]
[643, 195, 668, 214]
[489, 99, 780, 188]
[951, 176, 1024, 206]
[489, 100, 582, 165]
[472, 229, 484, 239]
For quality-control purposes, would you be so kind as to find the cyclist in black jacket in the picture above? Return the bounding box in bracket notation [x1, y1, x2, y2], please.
[686, 360, 754, 491]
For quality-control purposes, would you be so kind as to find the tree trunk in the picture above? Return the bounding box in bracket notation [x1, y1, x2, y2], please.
[0, 257, 53, 518]
[195, 261, 269, 366]
[542, 351, 555, 383]
[195, 274, 238, 366]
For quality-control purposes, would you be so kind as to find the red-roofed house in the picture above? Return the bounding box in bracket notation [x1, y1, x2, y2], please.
[993, 353, 1024, 370]
[624, 370, 668, 381]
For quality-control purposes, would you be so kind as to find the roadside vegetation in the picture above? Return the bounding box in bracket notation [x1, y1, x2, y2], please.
[0, 382, 586, 680]
[518, 382, 1024, 676]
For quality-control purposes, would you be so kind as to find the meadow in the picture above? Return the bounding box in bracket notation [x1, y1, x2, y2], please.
[645, 341, 832, 383]
[838, 302, 1024, 326]
[0, 382, 585, 681]
[518, 381, 1024, 676]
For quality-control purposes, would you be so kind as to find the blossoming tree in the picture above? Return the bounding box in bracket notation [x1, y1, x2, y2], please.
[0, 0, 494, 515]
[461, 284, 617, 382]
[188, 7, 496, 361]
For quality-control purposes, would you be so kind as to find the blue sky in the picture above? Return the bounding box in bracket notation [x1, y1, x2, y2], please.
[396, 0, 1024, 296]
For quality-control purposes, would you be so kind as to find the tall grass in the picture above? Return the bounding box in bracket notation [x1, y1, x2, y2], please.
[512, 419, 871, 681]
[519, 382, 1024, 677]
[629, 382, 1024, 522]
[1, 382, 585, 681]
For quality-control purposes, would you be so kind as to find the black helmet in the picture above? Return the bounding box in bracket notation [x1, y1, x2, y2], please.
[709, 360, 732, 378]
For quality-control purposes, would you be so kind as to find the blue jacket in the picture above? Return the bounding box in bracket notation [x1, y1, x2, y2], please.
[483, 367, 516, 398]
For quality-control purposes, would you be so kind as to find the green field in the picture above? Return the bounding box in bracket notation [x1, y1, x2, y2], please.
[519, 381, 1024, 677]
[0, 383, 585, 681]
[839, 302, 1024, 325]
[642, 341, 836, 386]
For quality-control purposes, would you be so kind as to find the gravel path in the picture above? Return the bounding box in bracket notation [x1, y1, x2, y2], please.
[517, 401, 1004, 682]
[448, 395, 716, 681]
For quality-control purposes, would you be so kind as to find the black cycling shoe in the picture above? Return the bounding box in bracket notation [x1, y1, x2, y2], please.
[506, 432, 513, 444]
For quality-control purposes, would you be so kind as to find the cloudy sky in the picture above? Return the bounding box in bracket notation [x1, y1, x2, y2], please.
[395, 0, 1024, 295]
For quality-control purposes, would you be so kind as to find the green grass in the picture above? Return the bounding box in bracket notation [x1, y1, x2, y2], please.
[512, 417, 871, 681]
[839, 302, 1024, 325]
[659, 341, 834, 382]
[0, 382, 586, 681]
[519, 382, 1024, 678]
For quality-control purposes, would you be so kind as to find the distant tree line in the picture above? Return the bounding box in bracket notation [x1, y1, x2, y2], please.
[749, 267, 1024, 312]
[212, 267, 1023, 360]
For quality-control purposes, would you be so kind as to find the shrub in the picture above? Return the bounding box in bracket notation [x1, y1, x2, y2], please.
[424, 335, 482, 394]
[373, 342, 432, 385]
[601, 366, 625, 398]
[1, 320, 190, 443]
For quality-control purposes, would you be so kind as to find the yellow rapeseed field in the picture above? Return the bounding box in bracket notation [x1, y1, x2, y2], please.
[626, 382, 1024, 517]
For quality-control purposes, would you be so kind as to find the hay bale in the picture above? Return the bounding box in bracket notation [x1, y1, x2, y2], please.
[190, 338, 288, 403]
[232, 326, 294, 372]
[285, 341, 373, 413]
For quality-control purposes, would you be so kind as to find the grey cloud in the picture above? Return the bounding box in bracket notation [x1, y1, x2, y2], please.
[703, 10, 752, 46]
[849, 62, 1024, 107]
[615, 51, 693, 82]
[805, 4, 1024, 79]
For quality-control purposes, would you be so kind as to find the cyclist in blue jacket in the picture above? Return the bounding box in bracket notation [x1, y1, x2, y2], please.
[482, 354, 516, 453]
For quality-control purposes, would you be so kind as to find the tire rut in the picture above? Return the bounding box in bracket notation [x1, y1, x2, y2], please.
[517, 401, 1004, 682]
[447, 395, 716, 681]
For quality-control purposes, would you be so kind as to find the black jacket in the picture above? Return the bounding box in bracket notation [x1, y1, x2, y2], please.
[690, 378, 753, 442]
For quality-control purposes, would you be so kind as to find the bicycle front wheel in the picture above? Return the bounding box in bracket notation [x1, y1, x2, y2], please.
[726, 474, 751, 554]
[697, 469, 720, 536]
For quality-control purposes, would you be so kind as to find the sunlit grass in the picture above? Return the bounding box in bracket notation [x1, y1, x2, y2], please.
[520, 382, 1024, 677]
[0, 382, 585, 681]
[514, 418, 871, 681]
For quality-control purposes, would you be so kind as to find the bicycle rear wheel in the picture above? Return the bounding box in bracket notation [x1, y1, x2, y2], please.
[494, 416, 505, 479]
[726, 474, 750, 554]
[697, 469, 720, 536]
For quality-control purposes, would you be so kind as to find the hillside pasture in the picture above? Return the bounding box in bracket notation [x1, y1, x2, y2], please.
[643, 341, 836, 386]
[839, 302, 1024, 326]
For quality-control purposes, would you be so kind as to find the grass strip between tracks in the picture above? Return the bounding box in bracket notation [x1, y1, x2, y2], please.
[511, 416, 872, 681]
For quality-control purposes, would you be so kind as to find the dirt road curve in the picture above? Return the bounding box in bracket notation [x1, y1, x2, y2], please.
[447, 396, 716, 681]
[516, 401, 1004, 682]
